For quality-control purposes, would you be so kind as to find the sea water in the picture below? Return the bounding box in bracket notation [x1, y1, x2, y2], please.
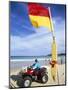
[10, 55, 65, 71]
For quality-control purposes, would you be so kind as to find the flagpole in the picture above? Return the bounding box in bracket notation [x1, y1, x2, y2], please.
[48, 7, 59, 84]
[48, 7, 55, 39]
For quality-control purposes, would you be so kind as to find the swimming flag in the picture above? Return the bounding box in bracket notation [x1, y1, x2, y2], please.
[28, 3, 52, 31]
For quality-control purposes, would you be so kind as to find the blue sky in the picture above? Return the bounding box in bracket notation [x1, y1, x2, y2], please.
[10, 2, 66, 56]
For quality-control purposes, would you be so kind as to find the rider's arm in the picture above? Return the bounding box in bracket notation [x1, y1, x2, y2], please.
[32, 63, 38, 69]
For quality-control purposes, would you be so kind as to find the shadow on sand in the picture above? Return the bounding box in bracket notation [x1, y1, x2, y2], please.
[10, 75, 23, 88]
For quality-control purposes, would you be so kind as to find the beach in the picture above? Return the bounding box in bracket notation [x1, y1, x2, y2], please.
[9, 55, 66, 88]
[10, 63, 66, 88]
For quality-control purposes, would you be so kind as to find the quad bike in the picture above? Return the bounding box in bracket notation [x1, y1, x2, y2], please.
[19, 66, 48, 88]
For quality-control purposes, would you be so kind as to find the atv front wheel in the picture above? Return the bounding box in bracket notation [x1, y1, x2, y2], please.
[22, 76, 32, 88]
[41, 74, 48, 83]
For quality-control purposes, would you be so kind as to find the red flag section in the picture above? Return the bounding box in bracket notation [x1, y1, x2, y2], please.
[28, 3, 50, 17]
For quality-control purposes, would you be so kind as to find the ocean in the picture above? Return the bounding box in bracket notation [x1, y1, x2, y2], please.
[10, 55, 65, 71]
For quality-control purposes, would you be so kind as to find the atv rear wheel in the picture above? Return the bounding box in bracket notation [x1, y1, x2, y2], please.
[41, 74, 48, 83]
[22, 76, 32, 88]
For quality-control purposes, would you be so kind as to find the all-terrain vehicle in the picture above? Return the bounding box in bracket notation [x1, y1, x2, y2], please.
[19, 66, 48, 88]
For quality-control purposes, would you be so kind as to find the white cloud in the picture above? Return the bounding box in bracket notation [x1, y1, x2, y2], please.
[10, 17, 65, 56]
[11, 32, 52, 56]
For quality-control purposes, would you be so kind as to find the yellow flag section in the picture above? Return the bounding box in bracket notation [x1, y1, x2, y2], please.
[29, 15, 51, 30]
[50, 38, 57, 81]
[28, 3, 52, 31]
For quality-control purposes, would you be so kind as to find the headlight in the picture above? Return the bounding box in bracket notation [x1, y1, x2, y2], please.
[22, 67, 27, 73]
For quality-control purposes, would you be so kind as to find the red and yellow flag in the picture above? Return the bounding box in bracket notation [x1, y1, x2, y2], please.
[28, 3, 51, 31]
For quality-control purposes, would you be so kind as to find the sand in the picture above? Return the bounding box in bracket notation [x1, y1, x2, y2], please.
[10, 64, 66, 88]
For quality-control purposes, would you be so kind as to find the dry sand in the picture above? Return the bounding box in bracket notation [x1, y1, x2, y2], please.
[10, 64, 66, 88]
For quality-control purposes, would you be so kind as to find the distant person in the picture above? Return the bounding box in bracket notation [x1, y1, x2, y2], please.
[31, 59, 41, 70]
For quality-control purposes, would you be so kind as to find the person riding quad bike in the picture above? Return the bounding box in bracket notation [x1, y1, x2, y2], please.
[30, 59, 41, 80]
[31, 59, 41, 69]
[19, 59, 48, 88]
